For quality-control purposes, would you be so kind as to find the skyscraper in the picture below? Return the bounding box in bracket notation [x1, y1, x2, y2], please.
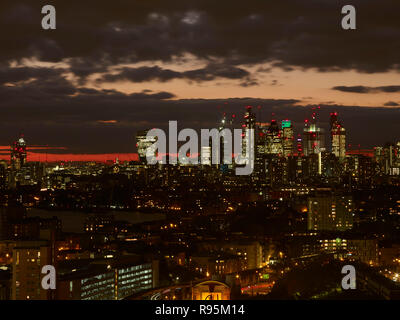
[11, 135, 27, 170]
[303, 111, 325, 156]
[282, 120, 294, 157]
[266, 118, 283, 155]
[243, 106, 256, 130]
[12, 241, 52, 300]
[330, 112, 346, 161]
[242, 106, 256, 158]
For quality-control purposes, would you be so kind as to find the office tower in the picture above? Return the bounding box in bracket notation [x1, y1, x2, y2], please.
[252, 122, 270, 183]
[373, 143, 397, 175]
[374, 147, 385, 174]
[303, 111, 325, 156]
[255, 122, 269, 155]
[266, 119, 283, 155]
[242, 106, 256, 159]
[136, 130, 157, 163]
[307, 194, 354, 231]
[201, 112, 231, 168]
[11, 135, 27, 171]
[282, 120, 294, 157]
[330, 112, 346, 160]
[265, 156, 285, 186]
[56, 259, 158, 300]
[346, 154, 374, 184]
[218, 112, 230, 167]
[321, 152, 341, 179]
[12, 241, 52, 300]
[383, 143, 398, 175]
[243, 106, 256, 130]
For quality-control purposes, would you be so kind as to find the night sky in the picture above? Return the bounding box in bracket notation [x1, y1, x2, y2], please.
[0, 0, 399, 158]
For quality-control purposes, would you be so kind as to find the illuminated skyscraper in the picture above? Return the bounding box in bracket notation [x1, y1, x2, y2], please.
[303, 111, 325, 156]
[330, 112, 346, 161]
[255, 122, 269, 156]
[11, 135, 27, 170]
[243, 106, 256, 130]
[282, 120, 294, 157]
[218, 112, 229, 167]
[242, 106, 256, 158]
[266, 118, 283, 155]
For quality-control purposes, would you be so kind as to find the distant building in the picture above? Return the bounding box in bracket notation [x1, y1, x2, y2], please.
[266, 119, 283, 155]
[307, 193, 354, 231]
[56, 258, 159, 300]
[242, 106, 256, 158]
[303, 111, 325, 156]
[282, 120, 294, 157]
[330, 112, 346, 161]
[11, 135, 27, 171]
[12, 240, 52, 300]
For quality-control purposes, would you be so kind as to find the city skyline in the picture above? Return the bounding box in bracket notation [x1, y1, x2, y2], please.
[0, 107, 396, 163]
[0, 1, 399, 155]
[1, 1, 400, 303]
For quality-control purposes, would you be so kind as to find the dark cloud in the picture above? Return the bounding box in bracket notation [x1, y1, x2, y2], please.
[101, 66, 180, 83]
[384, 101, 400, 107]
[129, 91, 176, 100]
[0, 1, 399, 154]
[0, 75, 398, 152]
[99, 64, 253, 84]
[0, 66, 66, 84]
[332, 85, 400, 94]
[0, 0, 400, 74]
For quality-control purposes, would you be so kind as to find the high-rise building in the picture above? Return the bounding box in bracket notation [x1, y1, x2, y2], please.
[330, 112, 346, 161]
[201, 112, 231, 168]
[303, 111, 325, 156]
[255, 122, 269, 156]
[266, 119, 283, 155]
[243, 106, 256, 131]
[282, 120, 294, 157]
[218, 112, 230, 168]
[12, 241, 52, 300]
[242, 106, 256, 159]
[11, 135, 27, 171]
[346, 154, 374, 184]
[56, 258, 159, 300]
[253, 122, 270, 182]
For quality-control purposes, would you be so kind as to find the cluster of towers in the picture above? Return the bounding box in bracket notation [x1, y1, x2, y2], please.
[134, 106, 348, 179]
[237, 106, 346, 161]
